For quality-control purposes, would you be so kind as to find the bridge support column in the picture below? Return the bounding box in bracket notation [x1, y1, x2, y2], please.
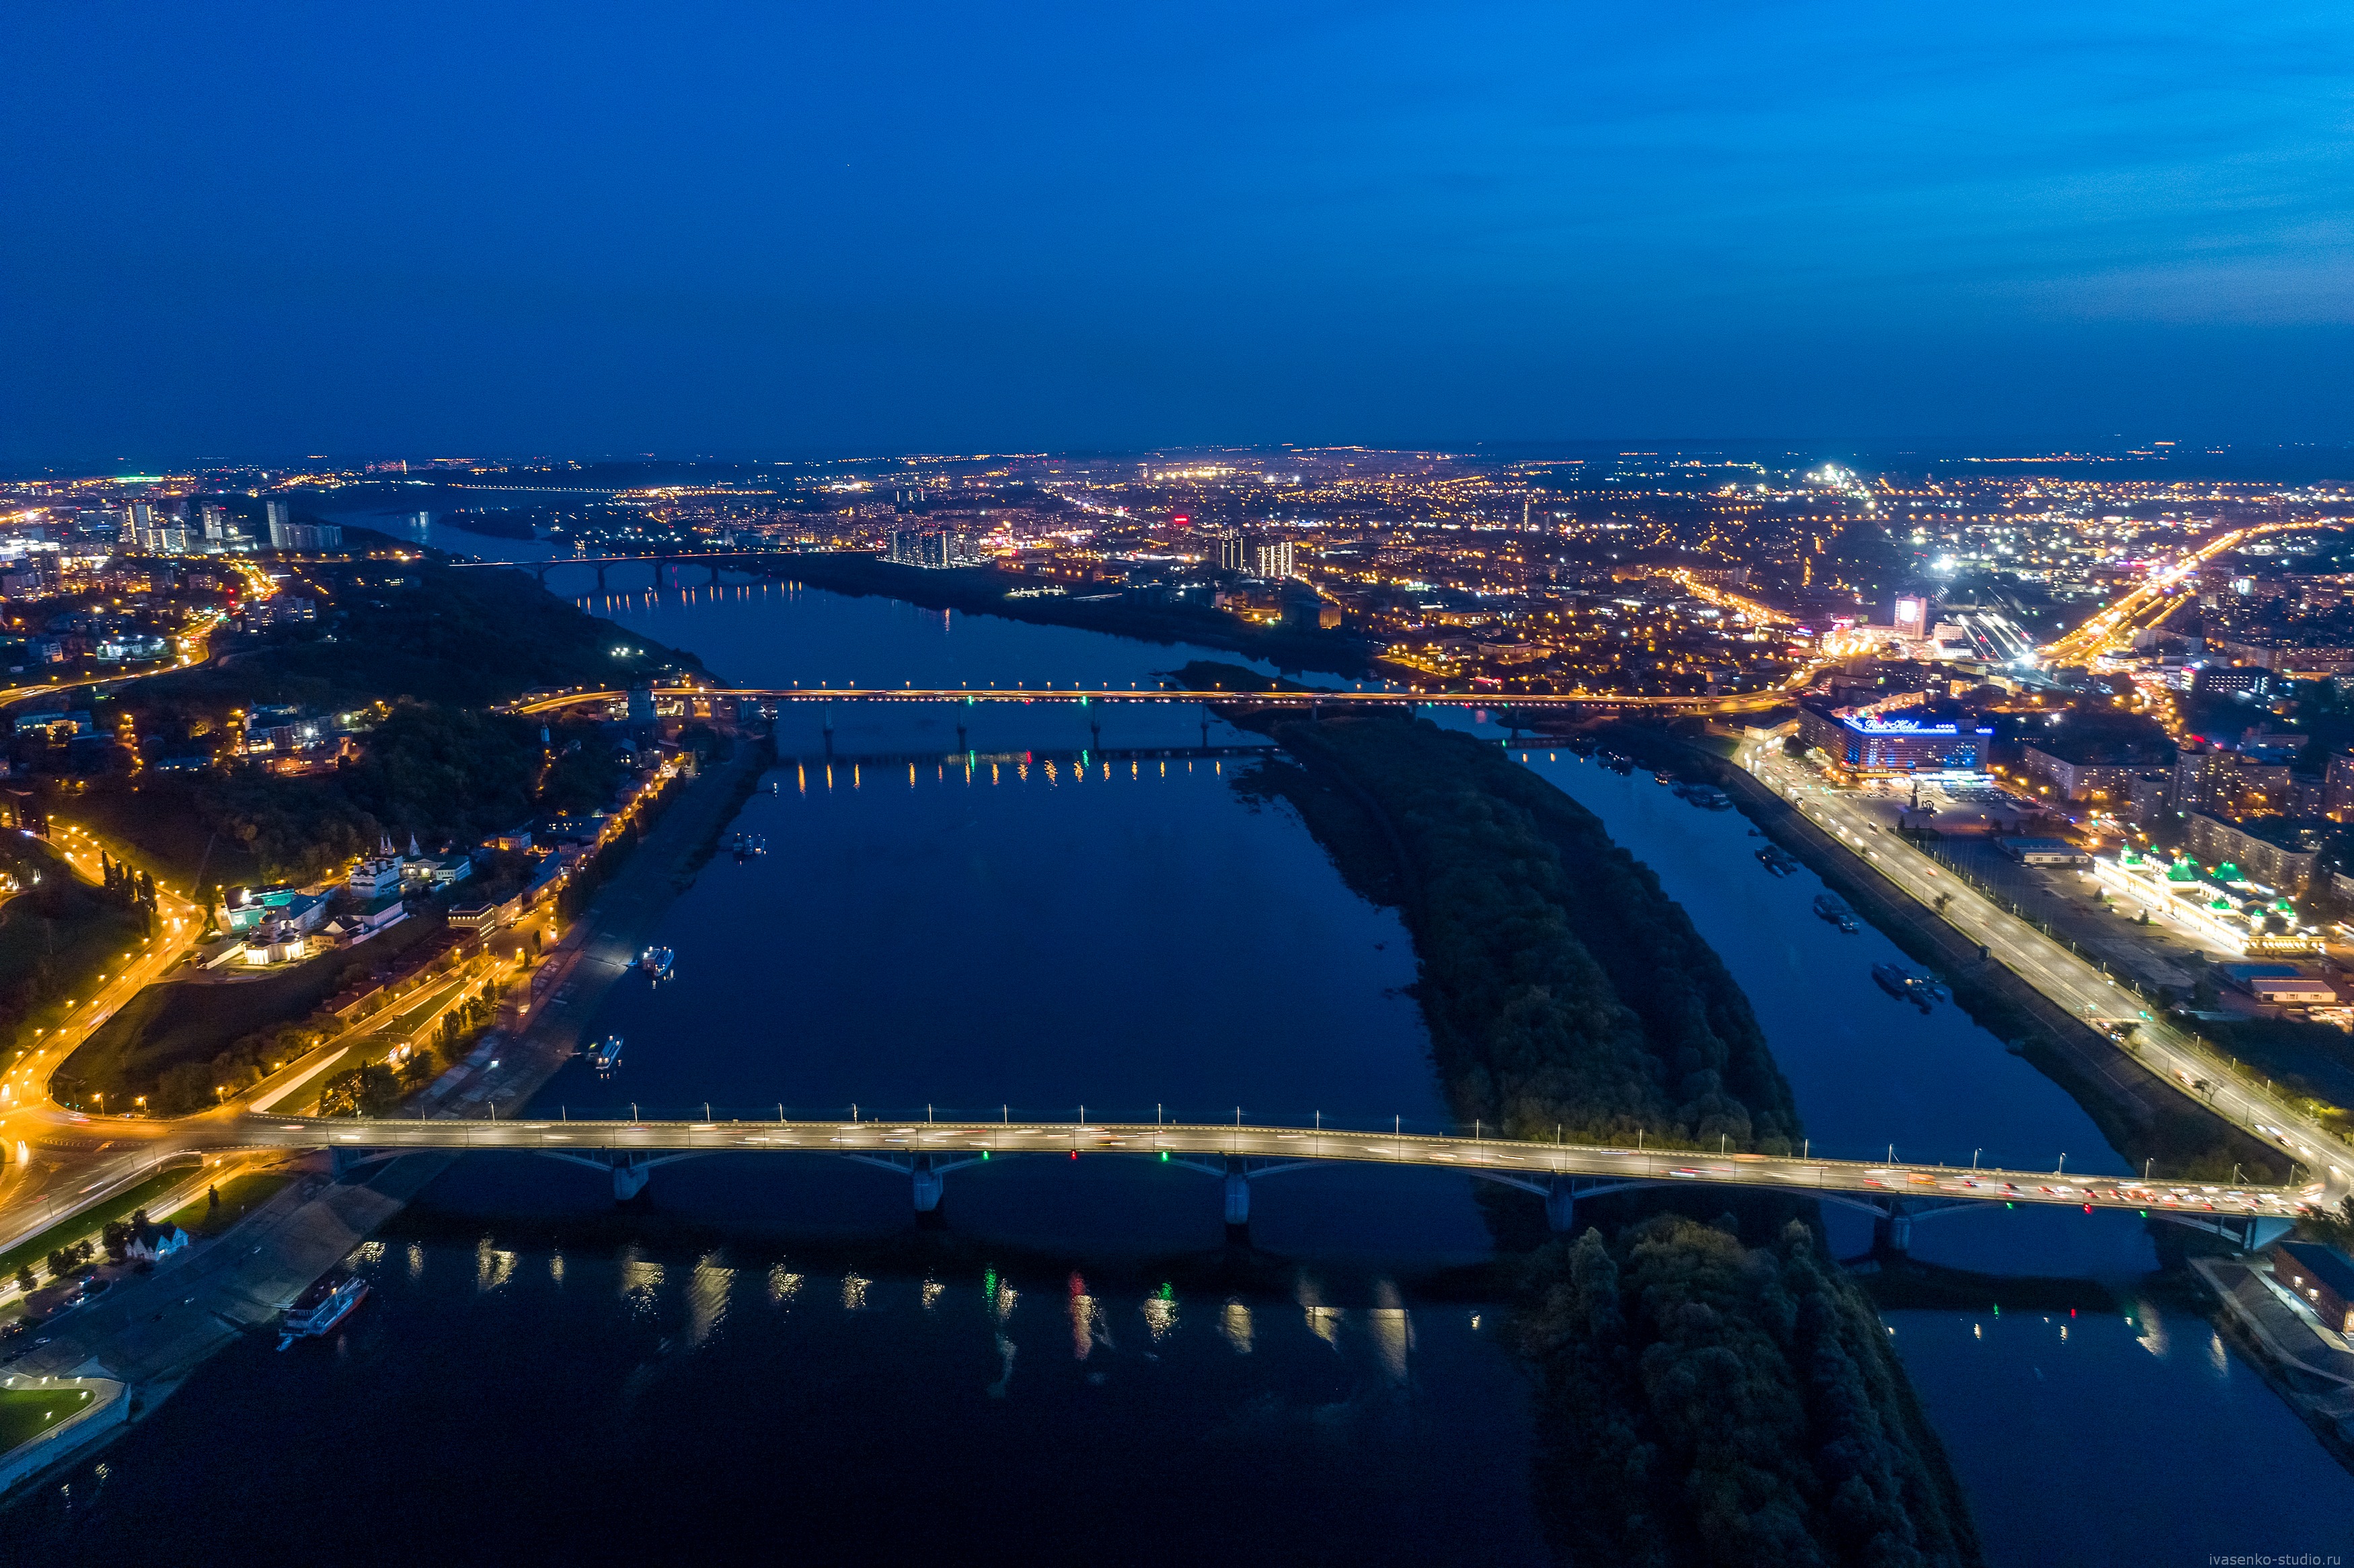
[1546, 1173, 1577, 1233]
[1872, 1202, 1913, 1257]
[612, 1153, 650, 1202]
[1223, 1156, 1250, 1229]
[1089, 720, 1100, 754]
[956, 722, 966, 752]
[594, 563, 607, 591]
[911, 1154, 944, 1214]
[708, 562, 722, 585]
[330, 1146, 377, 1177]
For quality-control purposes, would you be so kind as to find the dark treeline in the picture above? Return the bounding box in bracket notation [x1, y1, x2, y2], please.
[1250, 709, 1799, 1152]
[1209, 687, 1980, 1568]
[193, 703, 548, 881]
[1520, 1218, 1982, 1568]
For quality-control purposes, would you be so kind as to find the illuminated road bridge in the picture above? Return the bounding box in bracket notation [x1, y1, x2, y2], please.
[508, 684, 1787, 717]
[204, 1111, 2314, 1253]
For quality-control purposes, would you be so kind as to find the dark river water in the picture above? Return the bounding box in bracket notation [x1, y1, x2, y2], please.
[13, 528, 2351, 1565]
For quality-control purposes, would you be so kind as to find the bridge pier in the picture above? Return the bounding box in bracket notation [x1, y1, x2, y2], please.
[594, 563, 607, 591]
[1872, 1205, 1914, 1257]
[956, 722, 966, 752]
[911, 1154, 944, 1214]
[708, 562, 722, 585]
[330, 1146, 381, 1177]
[1224, 1156, 1251, 1229]
[1546, 1173, 1577, 1233]
[611, 1153, 651, 1202]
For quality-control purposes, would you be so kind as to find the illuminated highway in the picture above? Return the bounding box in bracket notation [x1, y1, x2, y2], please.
[1741, 744, 2354, 1211]
[0, 826, 209, 1258]
[2038, 520, 2306, 666]
[0, 608, 228, 713]
[132, 1110, 2318, 1227]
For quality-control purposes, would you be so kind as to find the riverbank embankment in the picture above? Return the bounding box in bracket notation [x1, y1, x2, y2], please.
[1, 1151, 454, 1405]
[0, 733, 780, 1503]
[426, 733, 774, 1117]
[1601, 721, 2286, 1185]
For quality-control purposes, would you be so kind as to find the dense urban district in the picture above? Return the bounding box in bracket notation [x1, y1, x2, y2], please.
[2, 444, 2353, 1557]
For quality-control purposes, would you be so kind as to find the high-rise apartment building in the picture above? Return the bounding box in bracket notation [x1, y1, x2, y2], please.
[1252, 540, 1295, 580]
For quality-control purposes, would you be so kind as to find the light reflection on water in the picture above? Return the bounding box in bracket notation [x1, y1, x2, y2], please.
[297, 551, 2354, 1556]
[10, 1231, 1536, 1563]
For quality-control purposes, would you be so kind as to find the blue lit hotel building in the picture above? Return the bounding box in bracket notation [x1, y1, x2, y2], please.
[1796, 700, 1991, 776]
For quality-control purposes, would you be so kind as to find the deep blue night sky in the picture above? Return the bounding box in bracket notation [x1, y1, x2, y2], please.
[4, 2, 2348, 458]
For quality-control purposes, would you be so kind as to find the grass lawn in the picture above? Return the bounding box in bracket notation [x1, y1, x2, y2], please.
[0, 1163, 199, 1283]
[54, 960, 346, 1106]
[54, 910, 446, 1110]
[184, 1169, 297, 1239]
[0, 1386, 96, 1454]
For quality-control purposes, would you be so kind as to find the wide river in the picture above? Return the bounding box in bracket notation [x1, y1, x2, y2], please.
[11, 537, 2350, 1565]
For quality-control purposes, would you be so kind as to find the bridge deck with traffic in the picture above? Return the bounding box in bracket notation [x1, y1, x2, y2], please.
[225, 1113, 2312, 1243]
[511, 684, 1770, 715]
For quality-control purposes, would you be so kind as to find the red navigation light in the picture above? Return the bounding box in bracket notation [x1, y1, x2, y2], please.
[1069, 1148, 1077, 1159]
[1172, 514, 1189, 526]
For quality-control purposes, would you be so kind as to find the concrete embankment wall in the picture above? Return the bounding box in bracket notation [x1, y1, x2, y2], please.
[5, 1153, 456, 1399]
[0, 1378, 128, 1498]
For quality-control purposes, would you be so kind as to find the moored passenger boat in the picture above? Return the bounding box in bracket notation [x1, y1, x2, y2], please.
[278, 1269, 369, 1349]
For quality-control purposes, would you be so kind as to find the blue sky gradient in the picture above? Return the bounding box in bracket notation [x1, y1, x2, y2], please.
[4, 1, 2347, 457]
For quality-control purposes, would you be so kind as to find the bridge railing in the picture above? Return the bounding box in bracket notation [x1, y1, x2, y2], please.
[259, 1103, 2316, 1194]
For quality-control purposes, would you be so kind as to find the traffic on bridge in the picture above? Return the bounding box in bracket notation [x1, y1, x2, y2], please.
[207, 1109, 2316, 1230]
[507, 683, 1798, 717]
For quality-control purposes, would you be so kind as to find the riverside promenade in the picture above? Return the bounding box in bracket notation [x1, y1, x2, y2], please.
[0, 740, 775, 1489]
